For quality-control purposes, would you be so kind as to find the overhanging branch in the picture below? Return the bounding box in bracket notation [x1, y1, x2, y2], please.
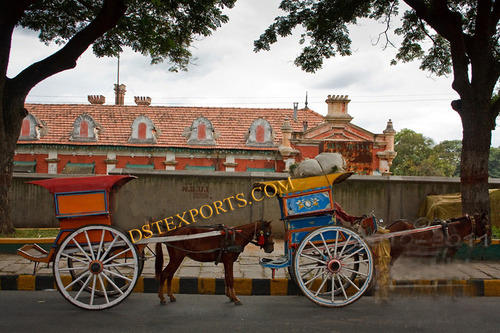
[10, 0, 126, 97]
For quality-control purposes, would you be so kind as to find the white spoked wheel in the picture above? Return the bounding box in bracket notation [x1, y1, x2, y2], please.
[293, 226, 373, 307]
[53, 225, 140, 310]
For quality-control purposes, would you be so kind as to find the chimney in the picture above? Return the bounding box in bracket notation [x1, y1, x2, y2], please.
[114, 84, 126, 105]
[293, 102, 298, 121]
[88, 95, 105, 105]
[324, 94, 353, 125]
[134, 96, 152, 106]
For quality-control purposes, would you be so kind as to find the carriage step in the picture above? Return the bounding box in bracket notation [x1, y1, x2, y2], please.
[17, 244, 52, 263]
[259, 256, 290, 269]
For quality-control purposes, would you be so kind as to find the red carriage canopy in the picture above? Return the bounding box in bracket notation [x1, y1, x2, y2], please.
[28, 175, 136, 194]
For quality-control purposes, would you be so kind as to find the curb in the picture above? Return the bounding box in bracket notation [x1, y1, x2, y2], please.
[2, 275, 500, 296]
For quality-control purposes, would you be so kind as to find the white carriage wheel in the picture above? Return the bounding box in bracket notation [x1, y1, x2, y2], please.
[53, 225, 140, 310]
[293, 226, 373, 307]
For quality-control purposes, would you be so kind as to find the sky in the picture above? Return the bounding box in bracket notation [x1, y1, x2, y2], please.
[8, 0, 500, 147]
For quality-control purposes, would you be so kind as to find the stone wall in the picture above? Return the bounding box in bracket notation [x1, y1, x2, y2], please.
[9, 170, 500, 236]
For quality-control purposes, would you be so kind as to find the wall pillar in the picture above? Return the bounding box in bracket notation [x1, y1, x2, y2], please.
[45, 151, 59, 174]
[164, 151, 177, 171]
[105, 152, 118, 174]
[223, 155, 238, 172]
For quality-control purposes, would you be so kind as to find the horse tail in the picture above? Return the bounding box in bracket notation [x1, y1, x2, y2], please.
[155, 243, 163, 280]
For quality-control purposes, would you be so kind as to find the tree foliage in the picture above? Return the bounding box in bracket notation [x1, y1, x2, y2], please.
[255, 1, 499, 225]
[392, 129, 461, 177]
[18, 0, 236, 71]
[0, 0, 236, 234]
[489, 146, 500, 178]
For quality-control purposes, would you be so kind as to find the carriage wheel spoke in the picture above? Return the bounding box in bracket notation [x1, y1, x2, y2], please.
[331, 276, 336, 302]
[74, 274, 92, 300]
[301, 253, 327, 265]
[319, 233, 332, 258]
[102, 272, 124, 295]
[98, 275, 109, 304]
[102, 247, 131, 265]
[104, 262, 136, 268]
[347, 259, 370, 265]
[103, 268, 132, 282]
[71, 238, 92, 262]
[337, 274, 348, 300]
[84, 230, 95, 260]
[314, 275, 329, 296]
[299, 265, 323, 270]
[339, 272, 360, 291]
[342, 267, 368, 277]
[339, 235, 351, 257]
[61, 252, 87, 264]
[97, 229, 106, 260]
[64, 271, 90, 290]
[340, 246, 365, 261]
[303, 269, 325, 286]
[90, 275, 97, 305]
[58, 266, 88, 272]
[307, 241, 325, 258]
[98, 234, 119, 261]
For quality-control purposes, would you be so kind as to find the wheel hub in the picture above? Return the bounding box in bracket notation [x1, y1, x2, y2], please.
[327, 258, 342, 274]
[89, 260, 103, 274]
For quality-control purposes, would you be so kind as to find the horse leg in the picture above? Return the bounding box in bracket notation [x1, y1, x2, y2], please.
[223, 259, 241, 305]
[165, 253, 184, 303]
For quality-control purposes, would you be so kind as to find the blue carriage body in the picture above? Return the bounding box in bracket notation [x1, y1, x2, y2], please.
[255, 172, 353, 269]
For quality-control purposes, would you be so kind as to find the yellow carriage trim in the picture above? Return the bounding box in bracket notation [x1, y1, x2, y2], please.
[254, 172, 353, 195]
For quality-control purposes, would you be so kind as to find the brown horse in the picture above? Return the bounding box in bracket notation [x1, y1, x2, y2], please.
[155, 220, 274, 305]
[388, 214, 490, 264]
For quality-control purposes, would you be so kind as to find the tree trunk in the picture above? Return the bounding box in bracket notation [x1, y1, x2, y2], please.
[0, 93, 26, 234]
[459, 97, 492, 229]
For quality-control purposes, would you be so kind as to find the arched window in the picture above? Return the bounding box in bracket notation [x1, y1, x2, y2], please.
[79, 120, 89, 138]
[70, 114, 98, 142]
[255, 125, 265, 143]
[129, 116, 157, 143]
[246, 118, 273, 146]
[184, 116, 216, 145]
[19, 113, 43, 141]
[197, 123, 207, 140]
[21, 118, 31, 137]
[138, 122, 147, 140]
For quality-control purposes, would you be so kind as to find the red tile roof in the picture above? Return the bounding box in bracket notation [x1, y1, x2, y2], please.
[22, 104, 325, 151]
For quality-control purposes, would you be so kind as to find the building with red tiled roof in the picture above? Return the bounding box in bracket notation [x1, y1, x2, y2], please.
[15, 87, 396, 175]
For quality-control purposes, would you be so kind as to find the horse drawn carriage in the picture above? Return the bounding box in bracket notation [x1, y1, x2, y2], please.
[16, 172, 488, 310]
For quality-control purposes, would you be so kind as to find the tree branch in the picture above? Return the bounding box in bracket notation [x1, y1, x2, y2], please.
[404, 0, 471, 97]
[10, 0, 126, 98]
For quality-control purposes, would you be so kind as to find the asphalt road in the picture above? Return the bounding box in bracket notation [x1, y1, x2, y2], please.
[1, 291, 499, 332]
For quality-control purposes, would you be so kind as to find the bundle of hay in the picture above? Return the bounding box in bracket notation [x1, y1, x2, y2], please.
[290, 152, 346, 178]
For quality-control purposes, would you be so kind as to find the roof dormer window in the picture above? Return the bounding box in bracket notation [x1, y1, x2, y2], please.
[129, 115, 158, 143]
[246, 118, 274, 146]
[19, 113, 44, 141]
[70, 114, 99, 142]
[183, 116, 217, 145]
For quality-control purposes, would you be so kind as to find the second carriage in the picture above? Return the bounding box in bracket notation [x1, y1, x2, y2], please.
[255, 172, 375, 307]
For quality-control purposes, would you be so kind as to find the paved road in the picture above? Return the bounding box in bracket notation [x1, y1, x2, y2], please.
[1, 291, 499, 332]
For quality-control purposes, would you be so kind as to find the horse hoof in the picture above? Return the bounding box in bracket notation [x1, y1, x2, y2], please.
[234, 300, 242, 306]
[170, 297, 176, 303]
[160, 300, 167, 305]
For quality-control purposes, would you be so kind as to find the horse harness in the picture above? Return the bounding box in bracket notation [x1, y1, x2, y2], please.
[161, 224, 258, 265]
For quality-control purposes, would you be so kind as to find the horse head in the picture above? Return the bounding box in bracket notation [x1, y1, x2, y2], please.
[256, 220, 274, 253]
[473, 213, 491, 245]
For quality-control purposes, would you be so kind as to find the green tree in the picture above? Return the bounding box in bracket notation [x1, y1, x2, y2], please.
[0, 0, 236, 234]
[392, 129, 434, 176]
[489, 146, 500, 178]
[393, 130, 461, 176]
[255, 1, 499, 227]
[433, 140, 462, 176]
